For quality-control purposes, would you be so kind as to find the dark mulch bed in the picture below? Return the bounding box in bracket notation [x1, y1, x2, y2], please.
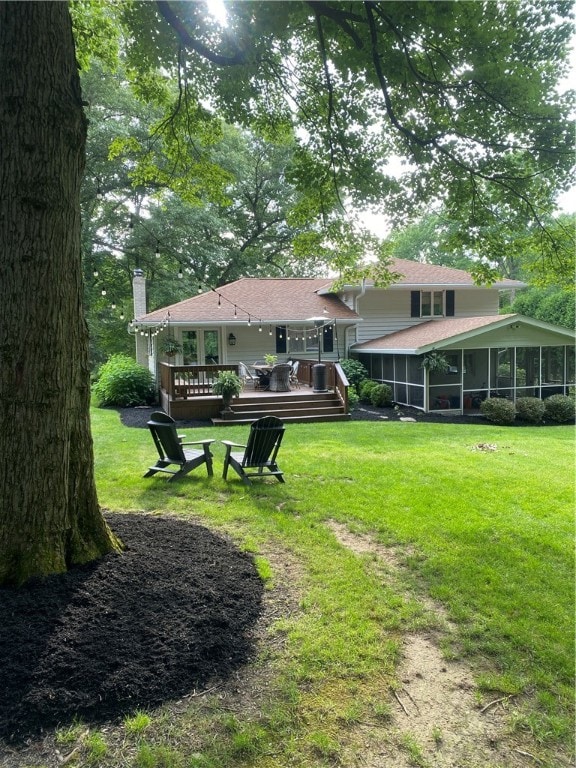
[0, 514, 263, 744]
[116, 403, 565, 429]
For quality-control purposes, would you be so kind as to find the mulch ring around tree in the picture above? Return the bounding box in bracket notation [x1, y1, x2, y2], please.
[0, 513, 264, 745]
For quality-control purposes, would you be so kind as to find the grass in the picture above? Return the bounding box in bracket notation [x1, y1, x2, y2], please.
[87, 409, 574, 767]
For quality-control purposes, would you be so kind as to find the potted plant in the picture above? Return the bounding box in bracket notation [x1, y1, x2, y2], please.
[421, 351, 450, 375]
[212, 370, 243, 418]
[264, 354, 278, 366]
[160, 335, 182, 358]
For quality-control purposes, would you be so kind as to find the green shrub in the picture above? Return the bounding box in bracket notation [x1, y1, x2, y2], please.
[480, 397, 516, 425]
[339, 359, 369, 393]
[347, 388, 360, 411]
[515, 397, 545, 424]
[359, 379, 380, 402]
[544, 394, 575, 423]
[92, 355, 156, 407]
[370, 383, 393, 408]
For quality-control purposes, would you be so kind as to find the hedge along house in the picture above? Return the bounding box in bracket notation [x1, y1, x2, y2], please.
[131, 260, 575, 414]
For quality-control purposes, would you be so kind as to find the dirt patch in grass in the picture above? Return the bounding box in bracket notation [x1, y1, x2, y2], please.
[326, 519, 572, 768]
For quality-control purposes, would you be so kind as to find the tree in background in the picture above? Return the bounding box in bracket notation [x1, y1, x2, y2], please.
[502, 285, 575, 330]
[139, 0, 574, 282]
[80, 64, 337, 367]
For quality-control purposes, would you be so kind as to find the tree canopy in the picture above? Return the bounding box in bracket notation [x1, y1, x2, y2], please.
[119, 2, 574, 258]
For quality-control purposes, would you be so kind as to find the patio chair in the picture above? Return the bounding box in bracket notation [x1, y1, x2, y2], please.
[238, 362, 258, 389]
[290, 360, 300, 388]
[144, 411, 215, 481]
[268, 363, 292, 392]
[221, 416, 285, 485]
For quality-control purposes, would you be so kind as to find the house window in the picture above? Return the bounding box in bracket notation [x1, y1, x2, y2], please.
[276, 325, 334, 355]
[411, 290, 455, 318]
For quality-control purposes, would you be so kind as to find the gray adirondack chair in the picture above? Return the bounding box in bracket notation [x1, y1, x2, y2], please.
[221, 416, 285, 484]
[144, 411, 215, 481]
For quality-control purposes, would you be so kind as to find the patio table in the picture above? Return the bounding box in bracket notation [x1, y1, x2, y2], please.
[251, 364, 272, 389]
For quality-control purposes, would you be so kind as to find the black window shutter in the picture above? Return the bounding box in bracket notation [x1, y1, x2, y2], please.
[275, 326, 287, 354]
[323, 324, 334, 353]
[446, 290, 455, 316]
[410, 291, 420, 317]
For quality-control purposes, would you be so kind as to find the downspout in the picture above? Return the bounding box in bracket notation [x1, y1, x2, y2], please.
[347, 279, 367, 354]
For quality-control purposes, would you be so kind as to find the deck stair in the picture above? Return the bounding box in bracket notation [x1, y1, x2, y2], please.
[211, 390, 350, 425]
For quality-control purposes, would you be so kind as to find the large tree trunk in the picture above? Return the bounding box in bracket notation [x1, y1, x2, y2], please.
[0, 1, 122, 586]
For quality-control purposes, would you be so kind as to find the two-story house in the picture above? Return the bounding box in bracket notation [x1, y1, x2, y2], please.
[132, 259, 574, 416]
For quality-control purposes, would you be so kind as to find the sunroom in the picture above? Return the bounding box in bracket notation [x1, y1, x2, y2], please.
[350, 314, 575, 413]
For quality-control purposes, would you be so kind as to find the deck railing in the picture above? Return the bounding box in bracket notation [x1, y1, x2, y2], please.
[160, 363, 237, 399]
[333, 362, 349, 412]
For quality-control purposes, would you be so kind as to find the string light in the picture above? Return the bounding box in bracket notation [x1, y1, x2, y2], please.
[155, 243, 160, 258]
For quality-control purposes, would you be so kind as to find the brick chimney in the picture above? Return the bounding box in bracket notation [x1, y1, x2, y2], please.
[132, 268, 147, 319]
[132, 269, 149, 368]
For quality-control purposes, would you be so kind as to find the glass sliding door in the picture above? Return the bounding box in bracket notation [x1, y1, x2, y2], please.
[182, 330, 220, 365]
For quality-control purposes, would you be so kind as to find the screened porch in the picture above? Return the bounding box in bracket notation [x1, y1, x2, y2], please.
[353, 345, 575, 413]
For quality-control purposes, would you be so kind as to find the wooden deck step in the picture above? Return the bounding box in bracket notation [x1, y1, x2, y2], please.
[211, 392, 350, 425]
[212, 411, 351, 425]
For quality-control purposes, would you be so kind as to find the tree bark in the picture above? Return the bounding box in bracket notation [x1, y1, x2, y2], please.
[0, 1, 122, 586]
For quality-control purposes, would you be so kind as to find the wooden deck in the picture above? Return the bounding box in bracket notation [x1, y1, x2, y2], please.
[162, 385, 351, 425]
[159, 360, 351, 424]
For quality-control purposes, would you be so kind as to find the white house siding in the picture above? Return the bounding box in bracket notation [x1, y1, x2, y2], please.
[355, 288, 500, 344]
[224, 324, 342, 365]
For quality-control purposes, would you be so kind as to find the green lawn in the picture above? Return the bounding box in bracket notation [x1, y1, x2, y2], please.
[90, 408, 574, 768]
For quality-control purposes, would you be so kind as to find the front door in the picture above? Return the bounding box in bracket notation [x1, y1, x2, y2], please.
[182, 330, 220, 365]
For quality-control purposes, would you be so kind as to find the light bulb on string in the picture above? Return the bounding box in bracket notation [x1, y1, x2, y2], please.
[101, 289, 106, 296]
[178, 268, 183, 279]
[155, 243, 160, 258]
[234, 305, 237, 318]
[93, 270, 98, 277]
[247, 314, 251, 327]
[197, 284, 203, 294]
[217, 295, 222, 309]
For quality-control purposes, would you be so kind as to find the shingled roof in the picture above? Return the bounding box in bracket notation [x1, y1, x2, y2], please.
[351, 315, 519, 354]
[325, 258, 526, 290]
[137, 278, 360, 324]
